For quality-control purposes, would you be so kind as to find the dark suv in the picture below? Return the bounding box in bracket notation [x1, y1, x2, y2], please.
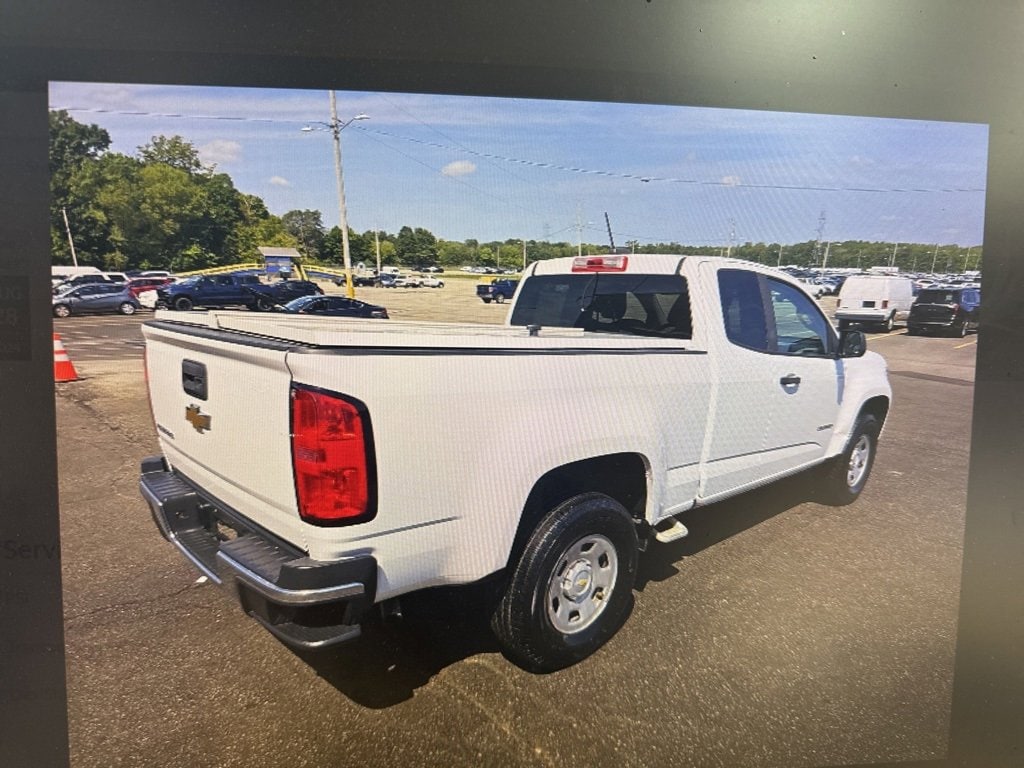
[906, 287, 980, 337]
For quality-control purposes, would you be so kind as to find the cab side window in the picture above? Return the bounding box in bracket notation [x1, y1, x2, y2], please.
[718, 269, 769, 351]
[767, 278, 833, 356]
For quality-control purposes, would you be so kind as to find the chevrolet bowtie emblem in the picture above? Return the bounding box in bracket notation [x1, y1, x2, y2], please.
[185, 404, 212, 433]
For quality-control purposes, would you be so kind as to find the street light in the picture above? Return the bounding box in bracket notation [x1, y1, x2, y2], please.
[303, 93, 369, 298]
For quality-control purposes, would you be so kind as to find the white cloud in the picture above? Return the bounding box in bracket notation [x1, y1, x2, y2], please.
[198, 139, 241, 165]
[269, 176, 291, 187]
[442, 160, 477, 177]
[720, 175, 741, 187]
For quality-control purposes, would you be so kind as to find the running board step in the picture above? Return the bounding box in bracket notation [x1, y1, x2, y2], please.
[654, 518, 689, 544]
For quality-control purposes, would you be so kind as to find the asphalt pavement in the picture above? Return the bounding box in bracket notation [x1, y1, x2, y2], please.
[53, 310, 976, 767]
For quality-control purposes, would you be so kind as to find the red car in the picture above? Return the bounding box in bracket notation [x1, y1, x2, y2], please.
[126, 276, 174, 297]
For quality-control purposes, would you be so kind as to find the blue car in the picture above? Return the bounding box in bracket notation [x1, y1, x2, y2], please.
[53, 284, 141, 318]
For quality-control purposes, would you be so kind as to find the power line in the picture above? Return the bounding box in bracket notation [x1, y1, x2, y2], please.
[55, 106, 985, 196]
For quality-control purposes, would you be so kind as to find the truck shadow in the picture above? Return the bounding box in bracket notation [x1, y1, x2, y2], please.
[300, 475, 817, 708]
[296, 580, 503, 709]
[635, 473, 819, 589]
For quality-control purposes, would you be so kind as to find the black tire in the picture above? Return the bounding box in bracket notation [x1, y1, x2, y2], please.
[256, 295, 274, 311]
[495, 294, 506, 304]
[482, 297, 492, 304]
[491, 493, 638, 672]
[119, 302, 137, 315]
[818, 413, 881, 506]
[173, 296, 194, 311]
[53, 304, 71, 318]
[954, 320, 968, 338]
[882, 313, 895, 333]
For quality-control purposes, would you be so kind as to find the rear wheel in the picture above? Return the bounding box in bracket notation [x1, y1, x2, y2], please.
[119, 302, 137, 315]
[53, 304, 71, 318]
[482, 297, 492, 304]
[495, 294, 506, 304]
[954, 320, 968, 338]
[818, 413, 881, 506]
[492, 493, 638, 672]
[173, 296, 194, 311]
[256, 295, 274, 311]
[883, 313, 895, 333]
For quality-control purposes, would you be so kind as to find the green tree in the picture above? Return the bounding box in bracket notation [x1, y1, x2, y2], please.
[49, 110, 112, 264]
[138, 135, 206, 174]
[282, 209, 326, 260]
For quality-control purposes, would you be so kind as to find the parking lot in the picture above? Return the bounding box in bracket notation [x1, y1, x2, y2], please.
[54, 281, 977, 767]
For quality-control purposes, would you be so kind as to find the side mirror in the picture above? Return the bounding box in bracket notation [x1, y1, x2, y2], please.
[838, 329, 867, 358]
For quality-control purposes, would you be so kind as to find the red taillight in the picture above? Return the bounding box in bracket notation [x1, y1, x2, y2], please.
[290, 385, 375, 526]
[572, 255, 629, 272]
[881, 300, 889, 309]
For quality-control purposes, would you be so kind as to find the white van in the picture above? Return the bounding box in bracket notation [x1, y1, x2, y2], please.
[835, 275, 915, 332]
[52, 265, 102, 284]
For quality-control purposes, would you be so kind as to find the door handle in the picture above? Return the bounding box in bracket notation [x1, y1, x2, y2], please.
[780, 374, 801, 386]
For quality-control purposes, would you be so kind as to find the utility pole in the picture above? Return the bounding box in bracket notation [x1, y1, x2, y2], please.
[576, 203, 585, 258]
[726, 219, 736, 259]
[374, 229, 382, 276]
[930, 244, 940, 274]
[889, 241, 899, 268]
[964, 246, 973, 272]
[814, 210, 826, 266]
[776, 245, 783, 268]
[61, 207, 79, 267]
[522, 239, 527, 271]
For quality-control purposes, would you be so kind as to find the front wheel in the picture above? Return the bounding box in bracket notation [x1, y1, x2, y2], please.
[53, 304, 71, 318]
[818, 413, 881, 506]
[256, 295, 274, 311]
[173, 296, 194, 311]
[491, 493, 638, 672]
[119, 302, 137, 315]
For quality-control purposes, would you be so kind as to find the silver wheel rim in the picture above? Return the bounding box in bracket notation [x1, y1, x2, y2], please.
[847, 434, 871, 488]
[546, 533, 618, 634]
[55, 305, 69, 317]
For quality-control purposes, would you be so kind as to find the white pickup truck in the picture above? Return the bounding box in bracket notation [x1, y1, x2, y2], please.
[139, 254, 891, 671]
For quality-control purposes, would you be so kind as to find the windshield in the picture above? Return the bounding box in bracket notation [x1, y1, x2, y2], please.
[509, 273, 692, 339]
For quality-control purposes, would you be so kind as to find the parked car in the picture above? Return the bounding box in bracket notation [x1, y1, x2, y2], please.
[477, 279, 519, 304]
[158, 275, 321, 311]
[126, 276, 175, 297]
[278, 295, 389, 319]
[420, 275, 445, 288]
[378, 273, 399, 288]
[906, 286, 980, 337]
[52, 273, 116, 294]
[52, 283, 141, 317]
[392, 274, 422, 288]
[834, 275, 915, 332]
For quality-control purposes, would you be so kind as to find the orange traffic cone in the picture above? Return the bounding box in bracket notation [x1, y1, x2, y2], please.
[54, 333, 79, 382]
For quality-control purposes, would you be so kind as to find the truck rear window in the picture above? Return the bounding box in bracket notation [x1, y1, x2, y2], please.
[509, 274, 692, 339]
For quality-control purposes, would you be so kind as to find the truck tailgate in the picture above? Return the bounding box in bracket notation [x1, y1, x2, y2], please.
[143, 319, 308, 550]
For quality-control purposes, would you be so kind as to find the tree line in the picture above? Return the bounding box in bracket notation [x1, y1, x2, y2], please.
[50, 110, 982, 274]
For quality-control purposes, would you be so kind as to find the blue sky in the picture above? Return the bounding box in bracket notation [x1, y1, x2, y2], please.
[49, 82, 988, 248]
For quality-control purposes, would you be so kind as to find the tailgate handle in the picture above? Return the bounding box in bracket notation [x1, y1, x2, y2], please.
[182, 360, 208, 400]
[780, 374, 801, 387]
